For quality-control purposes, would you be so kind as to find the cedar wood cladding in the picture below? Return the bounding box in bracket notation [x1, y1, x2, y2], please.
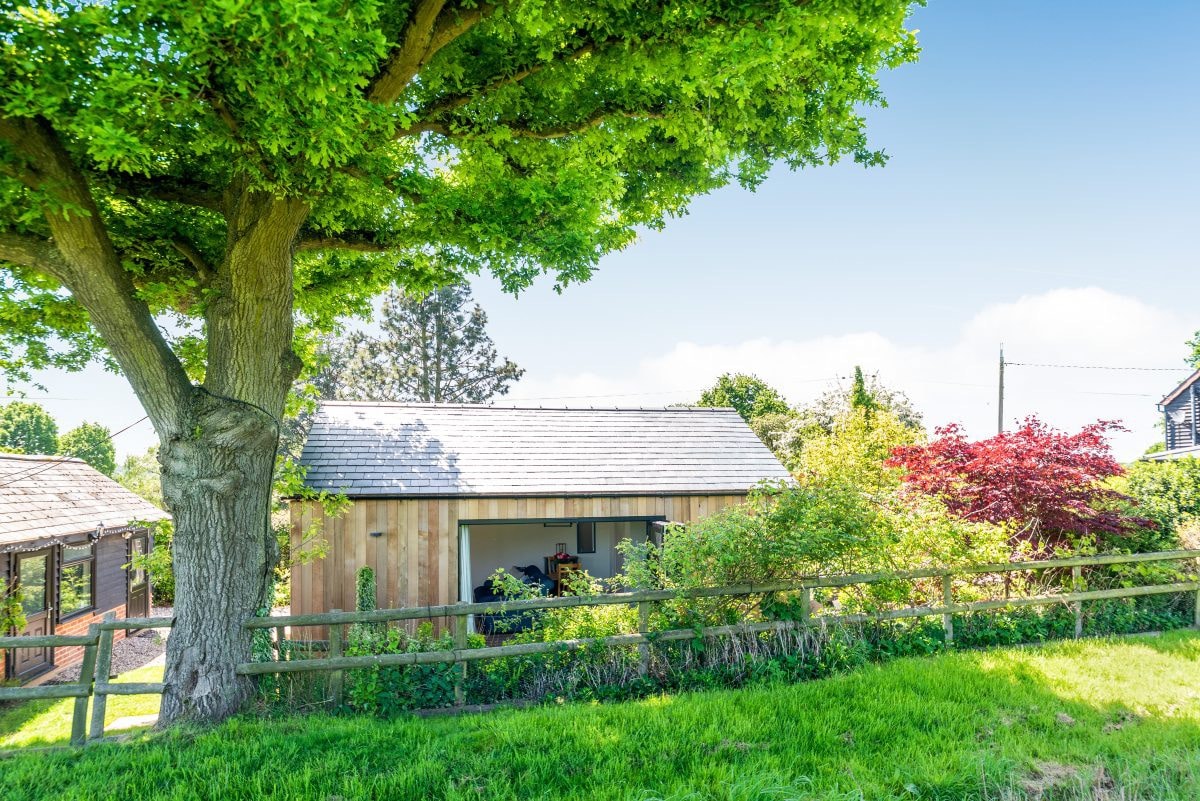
[289, 494, 748, 616]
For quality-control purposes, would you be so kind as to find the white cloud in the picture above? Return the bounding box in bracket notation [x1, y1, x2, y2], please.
[502, 287, 1194, 461]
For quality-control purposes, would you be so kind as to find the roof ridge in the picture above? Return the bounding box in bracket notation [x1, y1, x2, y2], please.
[0, 452, 85, 464]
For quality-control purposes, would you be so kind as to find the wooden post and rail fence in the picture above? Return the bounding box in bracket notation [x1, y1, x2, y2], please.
[2, 548, 1199, 748]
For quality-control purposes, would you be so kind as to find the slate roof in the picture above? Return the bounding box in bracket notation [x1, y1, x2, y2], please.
[300, 402, 791, 498]
[0, 454, 168, 546]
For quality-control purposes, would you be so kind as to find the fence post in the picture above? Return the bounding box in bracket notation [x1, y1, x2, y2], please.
[88, 612, 116, 742]
[454, 613, 468, 706]
[800, 586, 812, 628]
[1194, 558, 1200, 629]
[1072, 565, 1084, 639]
[327, 610, 343, 710]
[276, 625, 287, 662]
[637, 600, 651, 677]
[69, 623, 100, 747]
[941, 573, 954, 646]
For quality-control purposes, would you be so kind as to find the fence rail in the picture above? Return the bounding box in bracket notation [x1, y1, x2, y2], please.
[240, 549, 1200, 706]
[0, 613, 173, 746]
[2, 549, 1199, 749]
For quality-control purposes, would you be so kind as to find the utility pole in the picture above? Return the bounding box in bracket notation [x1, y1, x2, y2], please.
[997, 344, 1005, 434]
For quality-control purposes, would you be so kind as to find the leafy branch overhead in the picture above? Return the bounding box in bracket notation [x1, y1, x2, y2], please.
[0, 0, 919, 388]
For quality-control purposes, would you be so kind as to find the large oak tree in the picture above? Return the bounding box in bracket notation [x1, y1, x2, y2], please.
[0, 0, 918, 722]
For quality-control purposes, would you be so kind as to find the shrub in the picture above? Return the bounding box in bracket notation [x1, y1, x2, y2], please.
[344, 623, 480, 715]
[888, 418, 1155, 550]
[1119, 458, 1200, 542]
[0, 578, 25, 633]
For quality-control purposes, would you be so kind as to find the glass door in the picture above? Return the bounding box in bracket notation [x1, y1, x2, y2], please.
[127, 533, 150, 620]
[13, 549, 53, 678]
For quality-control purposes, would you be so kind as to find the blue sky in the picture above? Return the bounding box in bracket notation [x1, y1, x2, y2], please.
[15, 0, 1200, 460]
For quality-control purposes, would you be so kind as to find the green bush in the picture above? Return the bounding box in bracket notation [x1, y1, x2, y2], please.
[1119, 458, 1200, 545]
[344, 623, 479, 715]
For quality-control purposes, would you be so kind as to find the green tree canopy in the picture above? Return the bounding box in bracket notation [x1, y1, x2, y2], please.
[696, 373, 791, 422]
[0, 400, 58, 455]
[115, 446, 164, 508]
[58, 421, 117, 476]
[0, 0, 920, 723]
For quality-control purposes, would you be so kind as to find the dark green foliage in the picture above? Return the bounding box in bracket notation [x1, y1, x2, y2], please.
[696, 373, 791, 422]
[0, 400, 58, 455]
[355, 566, 377, 615]
[1122, 459, 1200, 540]
[343, 623, 478, 715]
[58, 421, 116, 476]
[849, 365, 876, 413]
[128, 522, 174, 606]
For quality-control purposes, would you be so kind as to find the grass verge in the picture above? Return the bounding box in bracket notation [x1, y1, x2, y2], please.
[2, 632, 1199, 800]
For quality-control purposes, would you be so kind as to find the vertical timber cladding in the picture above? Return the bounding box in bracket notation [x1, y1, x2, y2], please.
[289, 494, 747, 619]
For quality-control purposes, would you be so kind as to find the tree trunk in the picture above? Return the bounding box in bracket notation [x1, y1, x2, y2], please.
[157, 389, 280, 722]
[154, 189, 307, 723]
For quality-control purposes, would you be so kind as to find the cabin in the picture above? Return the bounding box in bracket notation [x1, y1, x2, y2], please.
[289, 402, 790, 619]
[1148, 369, 1200, 461]
[0, 454, 167, 683]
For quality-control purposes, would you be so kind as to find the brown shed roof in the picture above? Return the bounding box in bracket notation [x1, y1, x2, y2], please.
[0, 454, 168, 546]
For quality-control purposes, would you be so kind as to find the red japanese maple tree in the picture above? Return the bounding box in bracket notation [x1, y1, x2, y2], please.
[886, 417, 1151, 546]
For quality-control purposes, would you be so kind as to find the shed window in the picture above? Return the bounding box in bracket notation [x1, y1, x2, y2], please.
[59, 542, 95, 620]
[576, 521, 596, 554]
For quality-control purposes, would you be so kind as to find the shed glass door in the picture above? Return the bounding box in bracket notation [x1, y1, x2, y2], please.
[128, 533, 150, 620]
[13, 549, 53, 678]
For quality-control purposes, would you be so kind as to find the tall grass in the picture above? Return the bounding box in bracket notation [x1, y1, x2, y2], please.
[2, 631, 1199, 800]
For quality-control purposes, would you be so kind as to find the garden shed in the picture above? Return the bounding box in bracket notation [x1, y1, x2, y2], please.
[1150, 368, 1200, 461]
[1, 454, 167, 682]
[290, 402, 790, 618]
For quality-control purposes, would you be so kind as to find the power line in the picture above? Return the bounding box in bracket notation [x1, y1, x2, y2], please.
[0, 414, 150, 489]
[1006, 362, 1190, 372]
[501, 376, 841, 403]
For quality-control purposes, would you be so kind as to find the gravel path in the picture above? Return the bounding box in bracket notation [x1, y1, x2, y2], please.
[47, 607, 173, 684]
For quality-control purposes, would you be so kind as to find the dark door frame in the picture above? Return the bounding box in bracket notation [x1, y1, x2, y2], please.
[11, 547, 55, 680]
[127, 531, 150, 622]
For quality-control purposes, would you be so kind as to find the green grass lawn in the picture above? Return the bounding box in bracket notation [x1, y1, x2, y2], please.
[3, 633, 1200, 800]
[0, 663, 165, 749]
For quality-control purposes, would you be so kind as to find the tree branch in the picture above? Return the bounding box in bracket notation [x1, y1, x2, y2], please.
[170, 237, 215, 283]
[394, 34, 623, 139]
[110, 175, 224, 212]
[413, 105, 666, 141]
[425, 3, 495, 60]
[0, 114, 193, 431]
[507, 106, 665, 139]
[366, 0, 449, 104]
[415, 34, 619, 125]
[296, 232, 395, 253]
[0, 231, 65, 272]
